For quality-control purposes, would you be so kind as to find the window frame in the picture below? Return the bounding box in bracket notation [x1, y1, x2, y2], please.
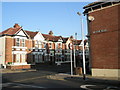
[21, 39, 25, 47]
[21, 54, 26, 62]
[16, 54, 20, 63]
[16, 38, 20, 46]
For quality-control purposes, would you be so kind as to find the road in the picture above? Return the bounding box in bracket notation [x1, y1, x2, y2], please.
[2, 64, 120, 89]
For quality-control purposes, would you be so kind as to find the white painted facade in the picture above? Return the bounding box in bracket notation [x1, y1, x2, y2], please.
[33, 32, 46, 49]
[31, 32, 46, 63]
[66, 38, 71, 49]
[11, 30, 28, 65]
[16, 30, 27, 36]
[0, 36, 6, 67]
[34, 32, 45, 41]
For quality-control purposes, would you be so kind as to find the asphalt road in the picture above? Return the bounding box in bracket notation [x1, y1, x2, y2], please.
[2, 64, 120, 89]
[2, 70, 81, 88]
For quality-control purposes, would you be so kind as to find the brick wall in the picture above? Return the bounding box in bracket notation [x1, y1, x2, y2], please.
[88, 5, 119, 69]
[25, 39, 33, 63]
[26, 39, 32, 52]
[118, 5, 120, 69]
[7, 65, 31, 69]
[5, 36, 13, 64]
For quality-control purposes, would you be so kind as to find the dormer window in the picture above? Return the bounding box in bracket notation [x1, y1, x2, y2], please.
[16, 38, 20, 46]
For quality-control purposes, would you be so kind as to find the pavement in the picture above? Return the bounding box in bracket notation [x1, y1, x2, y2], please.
[48, 73, 120, 87]
[1, 68, 37, 74]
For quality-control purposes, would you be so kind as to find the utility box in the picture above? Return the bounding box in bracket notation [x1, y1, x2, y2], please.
[74, 67, 82, 75]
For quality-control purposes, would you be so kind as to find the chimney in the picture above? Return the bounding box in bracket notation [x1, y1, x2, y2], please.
[49, 30, 53, 36]
[13, 23, 21, 28]
[70, 35, 74, 40]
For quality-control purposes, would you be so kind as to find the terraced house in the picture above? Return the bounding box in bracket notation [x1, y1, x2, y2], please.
[0, 24, 89, 69]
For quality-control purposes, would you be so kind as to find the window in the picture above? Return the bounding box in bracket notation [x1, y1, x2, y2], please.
[43, 42, 46, 48]
[35, 40, 39, 48]
[56, 43, 58, 49]
[49, 43, 52, 48]
[39, 54, 42, 62]
[21, 39, 25, 47]
[59, 43, 61, 49]
[21, 54, 26, 62]
[16, 54, 20, 63]
[39, 41, 42, 48]
[35, 54, 39, 63]
[16, 38, 20, 46]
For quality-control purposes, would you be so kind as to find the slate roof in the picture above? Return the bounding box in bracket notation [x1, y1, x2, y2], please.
[0, 27, 22, 36]
[25, 30, 38, 39]
[42, 34, 62, 42]
[0, 24, 85, 45]
[62, 37, 69, 43]
[72, 40, 82, 45]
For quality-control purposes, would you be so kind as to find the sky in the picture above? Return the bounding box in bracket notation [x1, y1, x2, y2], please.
[2, 2, 92, 40]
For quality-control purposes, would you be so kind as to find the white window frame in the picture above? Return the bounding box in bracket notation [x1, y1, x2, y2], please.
[21, 39, 25, 47]
[16, 38, 20, 46]
[16, 54, 20, 63]
[21, 54, 26, 62]
[35, 40, 39, 48]
[39, 41, 42, 48]
[43, 42, 46, 48]
[49, 43, 52, 49]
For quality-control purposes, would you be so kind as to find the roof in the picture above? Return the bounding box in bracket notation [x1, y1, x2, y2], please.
[83, 0, 118, 9]
[25, 30, 38, 39]
[0, 27, 22, 36]
[42, 34, 62, 42]
[72, 40, 82, 45]
[62, 37, 69, 43]
[0, 24, 84, 44]
[83, 1, 102, 9]
[72, 39, 88, 45]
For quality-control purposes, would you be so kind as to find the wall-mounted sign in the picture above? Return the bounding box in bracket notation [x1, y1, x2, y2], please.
[93, 29, 107, 34]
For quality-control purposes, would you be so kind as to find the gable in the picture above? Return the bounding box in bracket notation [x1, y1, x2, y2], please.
[66, 38, 71, 44]
[34, 32, 45, 41]
[58, 37, 63, 42]
[14, 29, 29, 39]
[79, 41, 83, 46]
[16, 30, 27, 36]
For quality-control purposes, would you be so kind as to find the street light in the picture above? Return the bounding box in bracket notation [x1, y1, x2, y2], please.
[74, 33, 77, 68]
[77, 12, 86, 80]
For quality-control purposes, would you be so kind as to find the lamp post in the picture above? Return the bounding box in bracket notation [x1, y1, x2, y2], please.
[74, 33, 77, 68]
[77, 12, 86, 80]
[69, 43, 73, 76]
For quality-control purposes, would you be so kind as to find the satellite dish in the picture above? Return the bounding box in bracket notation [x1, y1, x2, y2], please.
[88, 16, 95, 21]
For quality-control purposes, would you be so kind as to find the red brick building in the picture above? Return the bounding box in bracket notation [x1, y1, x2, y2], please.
[0, 24, 89, 69]
[84, 1, 120, 77]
